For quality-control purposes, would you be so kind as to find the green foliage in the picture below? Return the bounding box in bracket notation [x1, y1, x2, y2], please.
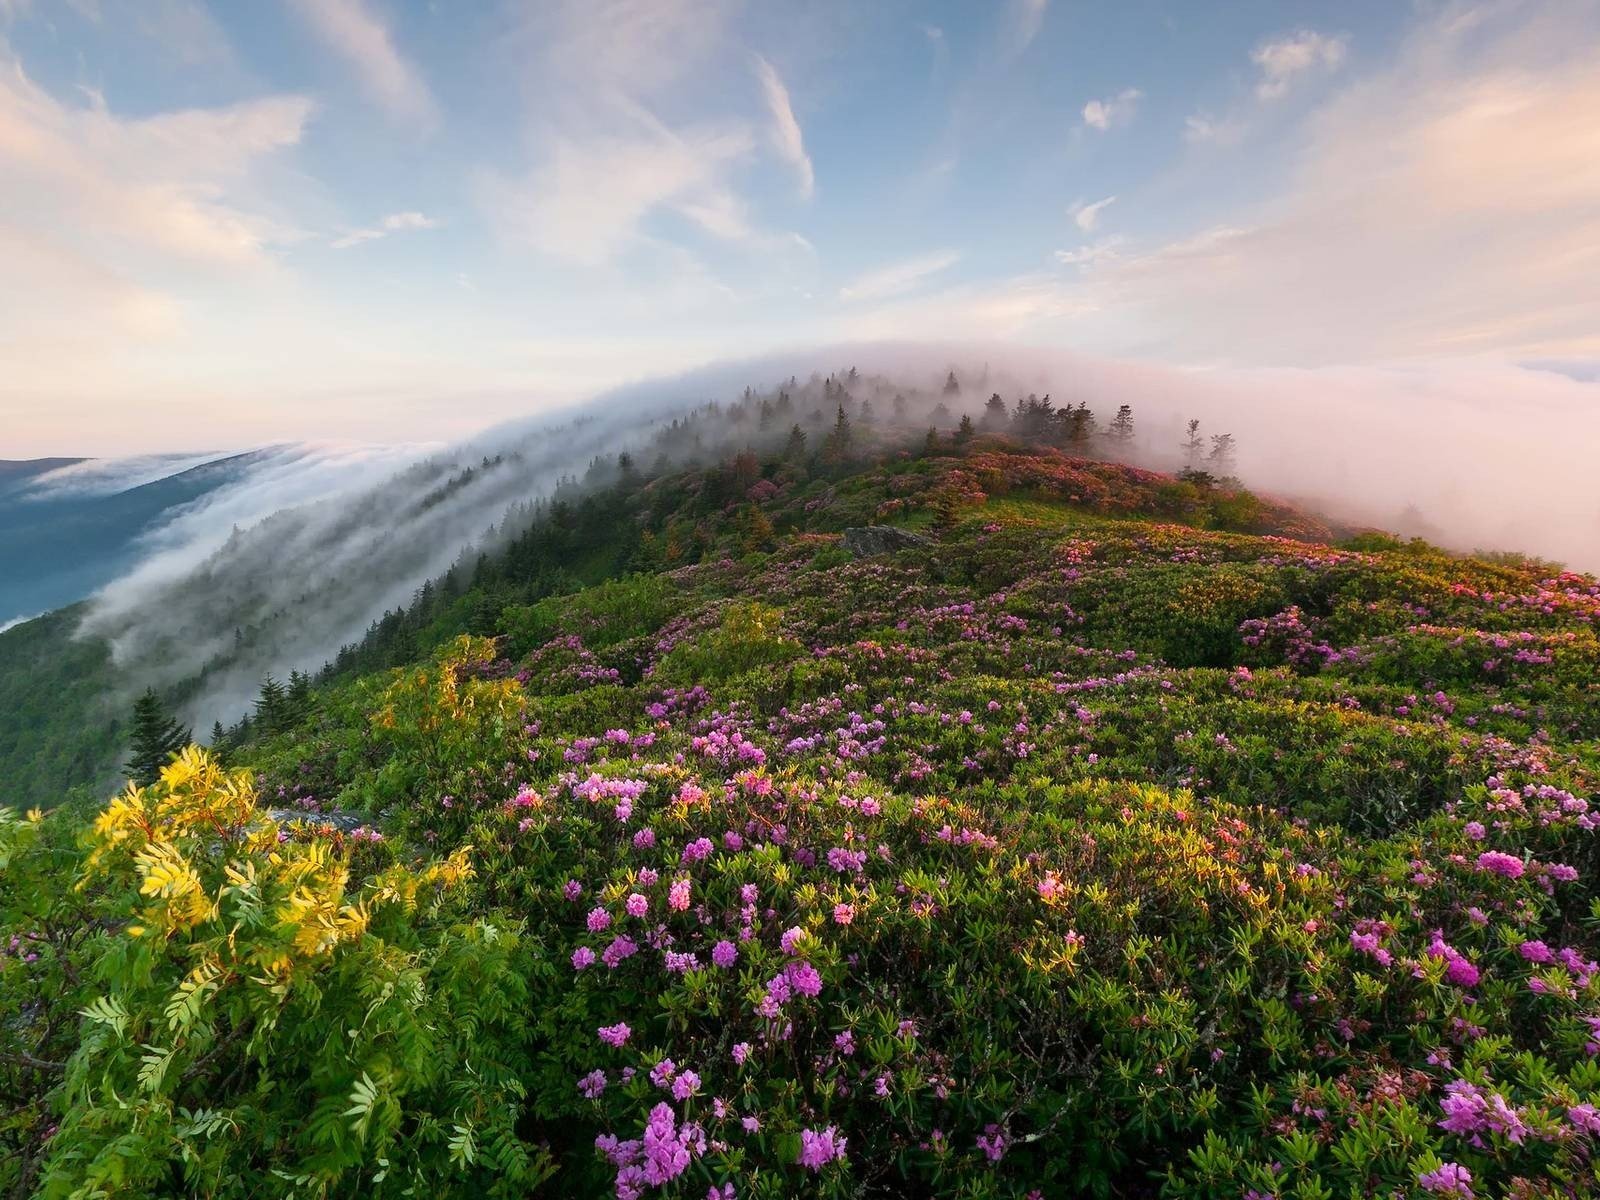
[124, 687, 190, 787]
[7, 441, 1600, 1198]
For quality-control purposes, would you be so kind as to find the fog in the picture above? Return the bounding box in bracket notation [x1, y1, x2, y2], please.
[72, 341, 1600, 730]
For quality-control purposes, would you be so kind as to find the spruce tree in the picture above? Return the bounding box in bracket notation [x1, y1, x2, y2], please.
[1109, 404, 1135, 446]
[955, 414, 975, 444]
[125, 688, 191, 786]
[256, 676, 288, 736]
[1182, 419, 1205, 469]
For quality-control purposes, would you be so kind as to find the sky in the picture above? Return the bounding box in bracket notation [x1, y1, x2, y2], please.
[1, 0, 1598, 456]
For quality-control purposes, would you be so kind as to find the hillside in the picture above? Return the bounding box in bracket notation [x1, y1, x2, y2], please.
[4, 432, 1600, 1198]
[0, 451, 272, 625]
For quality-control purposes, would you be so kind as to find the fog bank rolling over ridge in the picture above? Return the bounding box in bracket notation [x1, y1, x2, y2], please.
[60, 341, 1600, 730]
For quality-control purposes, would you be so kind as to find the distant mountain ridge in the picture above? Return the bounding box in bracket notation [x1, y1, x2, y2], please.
[0, 450, 275, 624]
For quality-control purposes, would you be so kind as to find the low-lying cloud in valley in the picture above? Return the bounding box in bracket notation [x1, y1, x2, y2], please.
[65, 341, 1600, 734]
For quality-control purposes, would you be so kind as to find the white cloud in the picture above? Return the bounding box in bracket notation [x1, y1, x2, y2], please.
[838, 250, 960, 303]
[1252, 30, 1347, 100]
[1081, 87, 1141, 130]
[330, 209, 439, 249]
[1070, 194, 1116, 231]
[1051, 8, 1600, 365]
[1183, 112, 1244, 145]
[480, 121, 757, 265]
[1003, 0, 1049, 55]
[286, 0, 436, 128]
[1054, 236, 1123, 267]
[753, 54, 814, 200]
[0, 48, 312, 268]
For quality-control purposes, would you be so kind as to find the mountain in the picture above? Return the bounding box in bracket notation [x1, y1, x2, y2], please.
[0, 450, 276, 625]
[4, 411, 1597, 1197]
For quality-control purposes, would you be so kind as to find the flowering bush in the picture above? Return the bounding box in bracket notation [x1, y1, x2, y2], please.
[7, 443, 1600, 1198]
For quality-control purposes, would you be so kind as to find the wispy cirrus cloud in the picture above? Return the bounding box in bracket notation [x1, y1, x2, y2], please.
[753, 54, 814, 200]
[1069, 195, 1117, 232]
[286, 0, 436, 129]
[838, 250, 960, 303]
[330, 210, 439, 249]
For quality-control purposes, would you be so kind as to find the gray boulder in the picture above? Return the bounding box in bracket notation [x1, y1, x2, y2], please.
[842, 525, 933, 558]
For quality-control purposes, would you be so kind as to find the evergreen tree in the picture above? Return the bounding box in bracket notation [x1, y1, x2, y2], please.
[955, 414, 975, 444]
[1207, 433, 1238, 476]
[210, 720, 226, 746]
[1109, 404, 1135, 446]
[823, 403, 853, 463]
[923, 426, 941, 455]
[943, 370, 960, 395]
[784, 423, 808, 461]
[255, 676, 288, 736]
[891, 393, 908, 422]
[982, 393, 1009, 430]
[859, 397, 874, 425]
[125, 688, 190, 786]
[286, 670, 313, 725]
[1183, 419, 1205, 469]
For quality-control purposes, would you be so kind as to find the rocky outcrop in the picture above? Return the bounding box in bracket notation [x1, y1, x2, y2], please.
[841, 526, 933, 558]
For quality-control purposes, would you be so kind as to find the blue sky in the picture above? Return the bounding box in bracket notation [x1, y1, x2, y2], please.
[2, 0, 1597, 454]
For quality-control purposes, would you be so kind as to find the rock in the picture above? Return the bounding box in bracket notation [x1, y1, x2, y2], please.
[266, 807, 371, 833]
[841, 526, 932, 558]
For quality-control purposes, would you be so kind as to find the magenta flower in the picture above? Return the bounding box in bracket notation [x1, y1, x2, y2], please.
[1476, 850, 1524, 879]
[669, 879, 691, 911]
[587, 906, 612, 933]
[712, 939, 738, 969]
[1418, 1162, 1473, 1197]
[571, 945, 597, 971]
[798, 1125, 847, 1171]
[598, 1022, 631, 1047]
[578, 1069, 607, 1098]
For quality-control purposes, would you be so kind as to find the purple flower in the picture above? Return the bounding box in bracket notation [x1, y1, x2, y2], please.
[731, 1042, 751, 1065]
[650, 1058, 677, 1087]
[780, 926, 806, 954]
[785, 960, 823, 997]
[712, 940, 739, 969]
[602, 934, 639, 969]
[571, 946, 597, 971]
[587, 906, 613, 933]
[1418, 1162, 1473, 1197]
[671, 1070, 701, 1101]
[578, 1069, 607, 1098]
[1476, 850, 1524, 879]
[598, 1022, 631, 1047]
[626, 893, 649, 918]
[798, 1125, 847, 1171]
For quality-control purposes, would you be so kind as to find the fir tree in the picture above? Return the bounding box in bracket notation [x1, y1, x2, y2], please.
[1109, 404, 1135, 446]
[982, 393, 1009, 430]
[955, 414, 976, 444]
[1182, 419, 1205, 469]
[943, 370, 960, 395]
[255, 676, 288, 736]
[823, 403, 853, 463]
[1208, 433, 1238, 476]
[125, 688, 191, 786]
[891, 393, 908, 422]
[784, 423, 808, 461]
[923, 426, 941, 455]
